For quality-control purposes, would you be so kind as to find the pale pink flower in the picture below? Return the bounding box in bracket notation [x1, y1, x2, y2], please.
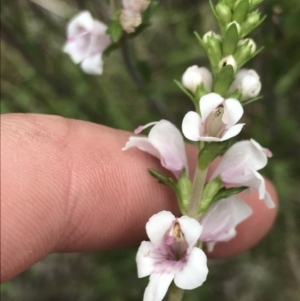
[200, 195, 253, 252]
[122, 120, 188, 178]
[137, 211, 208, 301]
[182, 93, 244, 142]
[63, 11, 111, 75]
[211, 139, 275, 208]
[181, 66, 213, 93]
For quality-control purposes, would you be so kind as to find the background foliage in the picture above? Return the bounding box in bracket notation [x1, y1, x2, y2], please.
[1, 0, 300, 300]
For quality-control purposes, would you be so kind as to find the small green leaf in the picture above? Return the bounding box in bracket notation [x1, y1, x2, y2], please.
[213, 65, 234, 95]
[174, 79, 195, 102]
[222, 22, 239, 56]
[211, 186, 248, 203]
[148, 168, 176, 188]
[200, 177, 223, 214]
[106, 20, 123, 43]
[242, 95, 263, 106]
[176, 169, 192, 214]
[233, 0, 249, 24]
[198, 140, 232, 170]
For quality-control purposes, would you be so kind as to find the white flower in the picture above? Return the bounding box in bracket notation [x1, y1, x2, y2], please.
[228, 69, 261, 100]
[182, 93, 244, 142]
[200, 195, 253, 252]
[219, 55, 237, 71]
[182, 66, 213, 93]
[137, 211, 208, 301]
[120, 0, 150, 33]
[211, 139, 275, 208]
[63, 11, 111, 75]
[122, 120, 188, 178]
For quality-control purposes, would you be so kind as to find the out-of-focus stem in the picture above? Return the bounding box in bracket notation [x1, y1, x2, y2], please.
[168, 286, 184, 301]
[120, 35, 145, 90]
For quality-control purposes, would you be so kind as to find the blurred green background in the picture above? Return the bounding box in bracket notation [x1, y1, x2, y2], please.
[1, 0, 300, 300]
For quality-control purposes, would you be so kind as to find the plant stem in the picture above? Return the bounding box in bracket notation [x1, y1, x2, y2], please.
[186, 164, 208, 218]
[168, 286, 184, 301]
[120, 35, 145, 90]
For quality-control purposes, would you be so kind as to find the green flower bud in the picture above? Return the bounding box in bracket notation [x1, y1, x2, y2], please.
[234, 38, 256, 66]
[202, 31, 223, 71]
[233, 0, 249, 24]
[249, 0, 263, 9]
[241, 10, 261, 37]
[215, 1, 232, 25]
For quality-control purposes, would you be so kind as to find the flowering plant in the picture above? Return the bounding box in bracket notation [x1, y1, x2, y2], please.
[62, 0, 276, 300]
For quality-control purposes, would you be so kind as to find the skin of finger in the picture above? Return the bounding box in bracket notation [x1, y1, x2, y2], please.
[0, 113, 277, 282]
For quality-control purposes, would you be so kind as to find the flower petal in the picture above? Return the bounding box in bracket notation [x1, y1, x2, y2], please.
[146, 211, 175, 246]
[67, 11, 94, 37]
[122, 137, 160, 159]
[81, 54, 104, 75]
[88, 20, 111, 54]
[182, 111, 202, 141]
[174, 248, 208, 289]
[263, 190, 276, 209]
[149, 120, 188, 176]
[134, 121, 158, 134]
[144, 273, 174, 301]
[177, 216, 203, 251]
[63, 41, 88, 64]
[200, 93, 224, 121]
[222, 98, 244, 126]
[136, 241, 155, 278]
[212, 139, 268, 181]
[220, 123, 245, 141]
[200, 196, 253, 251]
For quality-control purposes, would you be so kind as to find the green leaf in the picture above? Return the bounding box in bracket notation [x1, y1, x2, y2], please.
[233, 0, 249, 24]
[222, 22, 239, 56]
[198, 140, 232, 170]
[200, 177, 223, 214]
[174, 79, 195, 102]
[106, 19, 123, 43]
[213, 64, 234, 95]
[148, 168, 176, 189]
[242, 95, 263, 106]
[211, 186, 248, 203]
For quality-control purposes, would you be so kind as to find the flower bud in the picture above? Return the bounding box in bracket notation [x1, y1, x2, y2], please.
[182, 66, 213, 93]
[219, 55, 237, 72]
[202, 31, 222, 70]
[215, 2, 232, 25]
[234, 38, 256, 66]
[122, 0, 149, 14]
[249, 0, 263, 9]
[120, 9, 142, 33]
[226, 21, 241, 34]
[203, 31, 222, 44]
[241, 10, 261, 37]
[228, 69, 261, 100]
